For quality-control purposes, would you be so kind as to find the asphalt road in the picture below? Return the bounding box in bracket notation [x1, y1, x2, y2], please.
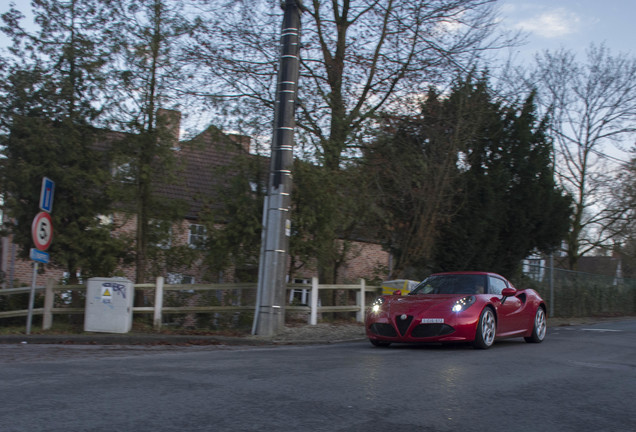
[1, 319, 635, 432]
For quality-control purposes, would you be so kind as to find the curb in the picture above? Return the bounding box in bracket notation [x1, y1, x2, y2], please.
[0, 333, 368, 346]
[2, 318, 631, 346]
[0, 333, 273, 346]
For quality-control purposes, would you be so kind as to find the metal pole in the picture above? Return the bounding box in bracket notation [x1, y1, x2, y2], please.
[549, 253, 554, 317]
[9, 240, 16, 289]
[253, 0, 304, 336]
[252, 195, 269, 335]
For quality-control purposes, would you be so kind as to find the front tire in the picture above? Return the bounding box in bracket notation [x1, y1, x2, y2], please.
[369, 339, 391, 347]
[525, 306, 547, 343]
[473, 308, 496, 349]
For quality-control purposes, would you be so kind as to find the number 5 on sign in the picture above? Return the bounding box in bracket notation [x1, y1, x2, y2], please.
[32, 211, 53, 251]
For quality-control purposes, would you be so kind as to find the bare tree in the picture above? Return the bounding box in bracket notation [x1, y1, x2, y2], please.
[188, 0, 517, 281]
[108, 0, 201, 287]
[191, 0, 516, 166]
[529, 45, 636, 269]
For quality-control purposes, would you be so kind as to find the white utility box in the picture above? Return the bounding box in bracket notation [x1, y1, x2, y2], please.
[84, 277, 134, 333]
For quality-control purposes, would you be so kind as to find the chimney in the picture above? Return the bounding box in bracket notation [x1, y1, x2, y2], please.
[157, 109, 182, 148]
[229, 134, 251, 153]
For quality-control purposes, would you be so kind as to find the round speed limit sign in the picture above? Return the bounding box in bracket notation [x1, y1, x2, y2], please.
[32, 211, 53, 251]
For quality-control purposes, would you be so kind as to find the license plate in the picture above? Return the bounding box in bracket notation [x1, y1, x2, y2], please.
[421, 318, 444, 324]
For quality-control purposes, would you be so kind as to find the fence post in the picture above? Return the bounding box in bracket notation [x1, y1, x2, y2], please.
[310, 277, 318, 325]
[153, 276, 164, 330]
[356, 278, 366, 322]
[549, 253, 554, 317]
[42, 278, 55, 330]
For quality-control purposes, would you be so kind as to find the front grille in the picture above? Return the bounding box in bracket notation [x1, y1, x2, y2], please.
[395, 315, 413, 336]
[411, 323, 455, 338]
[369, 323, 398, 337]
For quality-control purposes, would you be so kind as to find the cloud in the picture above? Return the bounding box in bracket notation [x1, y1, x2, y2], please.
[515, 8, 581, 38]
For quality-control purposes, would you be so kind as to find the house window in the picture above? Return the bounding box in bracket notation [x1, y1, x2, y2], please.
[167, 272, 195, 285]
[150, 219, 172, 249]
[98, 214, 114, 226]
[289, 278, 311, 305]
[112, 162, 135, 184]
[523, 259, 545, 282]
[62, 271, 83, 285]
[188, 224, 207, 249]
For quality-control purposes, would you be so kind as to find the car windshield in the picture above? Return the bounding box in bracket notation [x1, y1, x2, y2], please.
[410, 274, 487, 295]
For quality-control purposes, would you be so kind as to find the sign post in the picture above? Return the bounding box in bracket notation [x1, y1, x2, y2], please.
[26, 178, 54, 335]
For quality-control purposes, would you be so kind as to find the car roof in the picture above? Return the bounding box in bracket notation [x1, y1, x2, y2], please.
[429, 271, 506, 279]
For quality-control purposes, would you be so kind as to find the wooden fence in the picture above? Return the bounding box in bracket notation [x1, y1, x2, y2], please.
[0, 277, 381, 331]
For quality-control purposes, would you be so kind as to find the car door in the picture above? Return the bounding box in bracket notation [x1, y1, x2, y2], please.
[488, 276, 524, 335]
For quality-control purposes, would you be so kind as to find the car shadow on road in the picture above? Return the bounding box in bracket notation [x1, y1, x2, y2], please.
[365, 339, 531, 351]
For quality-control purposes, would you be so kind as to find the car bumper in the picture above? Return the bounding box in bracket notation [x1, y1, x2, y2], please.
[366, 311, 480, 343]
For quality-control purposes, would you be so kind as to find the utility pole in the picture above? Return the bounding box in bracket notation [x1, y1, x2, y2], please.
[252, 0, 304, 336]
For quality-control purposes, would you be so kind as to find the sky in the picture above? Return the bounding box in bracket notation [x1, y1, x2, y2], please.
[0, 0, 633, 157]
[1, 0, 633, 60]
[497, 0, 635, 64]
[496, 0, 635, 164]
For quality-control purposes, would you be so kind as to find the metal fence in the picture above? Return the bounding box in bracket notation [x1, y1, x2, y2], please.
[514, 265, 636, 318]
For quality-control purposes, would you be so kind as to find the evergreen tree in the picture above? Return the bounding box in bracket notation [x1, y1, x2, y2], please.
[366, 74, 572, 278]
[107, 0, 198, 287]
[364, 83, 483, 279]
[433, 77, 572, 275]
[198, 150, 267, 282]
[289, 161, 369, 283]
[189, 1, 516, 282]
[0, 0, 131, 284]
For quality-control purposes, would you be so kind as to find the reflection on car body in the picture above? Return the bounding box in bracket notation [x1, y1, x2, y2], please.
[366, 271, 547, 349]
[381, 279, 419, 296]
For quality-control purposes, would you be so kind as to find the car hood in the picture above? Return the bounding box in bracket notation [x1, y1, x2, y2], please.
[386, 294, 467, 315]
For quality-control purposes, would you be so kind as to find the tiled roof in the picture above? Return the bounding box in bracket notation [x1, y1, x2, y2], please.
[90, 119, 254, 220]
[155, 126, 253, 219]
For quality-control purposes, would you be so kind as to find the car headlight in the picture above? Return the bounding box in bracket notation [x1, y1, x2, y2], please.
[371, 297, 385, 313]
[452, 296, 476, 312]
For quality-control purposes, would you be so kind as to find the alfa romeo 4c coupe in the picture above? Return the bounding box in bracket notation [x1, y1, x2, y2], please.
[366, 271, 547, 349]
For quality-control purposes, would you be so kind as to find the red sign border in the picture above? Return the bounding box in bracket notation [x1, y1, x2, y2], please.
[32, 211, 53, 251]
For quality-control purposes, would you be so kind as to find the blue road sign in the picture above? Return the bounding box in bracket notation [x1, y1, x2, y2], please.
[30, 248, 50, 264]
[40, 177, 55, 213]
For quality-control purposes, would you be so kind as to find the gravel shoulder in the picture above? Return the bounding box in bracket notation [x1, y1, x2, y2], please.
[1, 317, 632, 346]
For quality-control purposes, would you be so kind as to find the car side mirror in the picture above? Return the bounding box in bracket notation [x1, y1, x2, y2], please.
[501, 288, 517, 297]
[393, 290, 402, 296]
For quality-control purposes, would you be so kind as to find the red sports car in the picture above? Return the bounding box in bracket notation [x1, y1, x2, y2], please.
[366, 271, 547, 349]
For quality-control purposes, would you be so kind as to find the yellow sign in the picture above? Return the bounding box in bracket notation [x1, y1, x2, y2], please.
[101, 286, 112, 303]
[381, 280, 419, 295]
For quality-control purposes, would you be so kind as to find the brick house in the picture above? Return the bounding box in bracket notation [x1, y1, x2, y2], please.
[1, 111, 390, 288]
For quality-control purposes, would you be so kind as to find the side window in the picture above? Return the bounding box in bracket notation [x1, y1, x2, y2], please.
[488, 276, 508, 295]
